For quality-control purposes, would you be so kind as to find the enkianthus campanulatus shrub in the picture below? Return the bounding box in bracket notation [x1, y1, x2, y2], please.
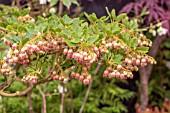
[0, 8, 156, 85]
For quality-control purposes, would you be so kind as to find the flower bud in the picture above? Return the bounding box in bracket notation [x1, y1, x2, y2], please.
[83, 79, 90, 85]
[117, 65, 122, 70]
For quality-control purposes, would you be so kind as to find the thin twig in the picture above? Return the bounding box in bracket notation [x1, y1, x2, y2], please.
[60, 83, 65, 113]
[79, 78, 93, 113]
[79, 60, 103, 113]
[23, 65, 35, 113]
[27, 91, 35, 113]
[45, 93, 60, 97]
[0, 85, 33, 97]
[37, 86, 47, 113]
[16, 0, 21, 10]
[70, 79, 74, 113]
[58, 0, 63, 17]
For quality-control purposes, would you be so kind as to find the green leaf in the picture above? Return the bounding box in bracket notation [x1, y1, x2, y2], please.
[130, 21, 138, 29]
[71, 0, 78, 5]
[36, 23, 48, 33]
[0, 34, 4, 39]
[111, 23, 120, 34]
[62, 15, 72, 25]
[22, 38, 29, 46]
[116, 13, 127, 22]
[84, 13, 97, 23]
[99, 16, 109, 21]
[0, 22, 6, 28]
[62, 39, 78, 47]
[50, 0, 59, 6]
[62, 0, 71, 8]
[165, 90, 170, 99]
[129, 37, 138, 48]
[163, 50, 170, 59]
[61, 60, 71, 68]
[164, 42, 170, 48]
[10, 34, 22, 42]
[11, 7, 20, 17]
[136, 47, 149, 53]
[87, 34, 99, 45]
[24, 32, 34, 39]
[20, 8, 30, 16]
[111, 9, 116, 19]
[107, 52, 112, 59]
[135, 28, 147, 32]
[118, 34, 125, 42]
[106, 30, 112, 35]
[105, 7, 111, 18]
[4, 36, 15, 43]
[114, 54, 123, 64]
[0, 43, 8, 50]
[17, 25, 27, 32]
[71, 33, 81, 43]
[6, 25, 13, 31]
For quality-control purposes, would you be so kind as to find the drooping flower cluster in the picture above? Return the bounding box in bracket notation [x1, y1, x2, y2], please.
[103, 66, 133, 79]
[3, 38, 65, 65]
[22, 75, 38, 84]
[70, 66, 92, 85]
[63, 48, 99, 70]
[149, 25, 168, 37]
[0, 62, 13, 75]
[51, 71, 69, 84]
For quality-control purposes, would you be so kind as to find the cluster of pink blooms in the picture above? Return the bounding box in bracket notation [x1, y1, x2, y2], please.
[101, 36, 156, 79]
[2, 38, 66, 82]
[138, 34, 152, 47]
[70, 72, 91, 85]
[3, 38, 64, 65]
[51, 71, 69, 84]
[63, 48, 99, 70]
[103, 65, 133, 79]
[2, 33, 156, 84]
[124, 54, 155, 68]
[100, 39, 123, 51]
[0, 63, 13, 75]
[22, 75, 38, 84]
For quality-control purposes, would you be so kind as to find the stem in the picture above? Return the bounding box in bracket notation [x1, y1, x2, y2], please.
[58, 0, 63, 17]
[79, 60, 102, 113]
[16, 0, 21, 10]
[70, 80, 74, 113]
[139, 35, 166, 111]
[37, 86, 47, 113]
[139, 68, 149, 111]
[60, 83, 65, 113]
[0, 85, 33, 97]
[27, 91, 35, 113]
[79, 78, 93, 113]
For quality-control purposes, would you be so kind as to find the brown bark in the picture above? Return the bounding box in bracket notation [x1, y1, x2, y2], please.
[79, 77, 93, 113]
[79, 60, 102, 113]
[58, 0, 63, 17]
[27, 91, 35, 113]
[60, 83, 65, 113]
[69, 80, 74, 113]
[139, 35, 166, 111]
[37, 86, 47, 113]
[0, 85, 33, 97]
